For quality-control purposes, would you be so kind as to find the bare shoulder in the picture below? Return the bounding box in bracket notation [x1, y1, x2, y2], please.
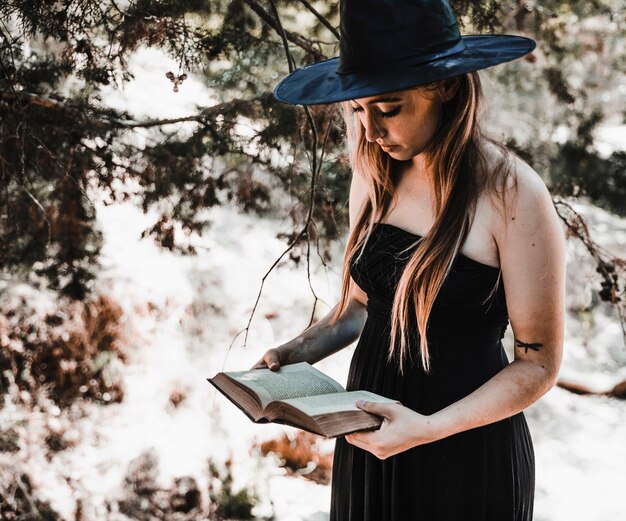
[484, 141, 549, 194]
[349, 169, 368, 226]
[508, 153, 552, 212]
[474, 141, 566, 274]
[347, 170, 369, 305]
[481, 144, 566, 376]
[480, 142, 557, 242]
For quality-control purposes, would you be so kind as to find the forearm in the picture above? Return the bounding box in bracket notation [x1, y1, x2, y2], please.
[278, 298, 367, 365]
[345, 358, 559, 460]
[429, 359, 558, 440]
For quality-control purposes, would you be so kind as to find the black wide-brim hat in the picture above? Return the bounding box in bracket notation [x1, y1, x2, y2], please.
[274, 0, 536, 106]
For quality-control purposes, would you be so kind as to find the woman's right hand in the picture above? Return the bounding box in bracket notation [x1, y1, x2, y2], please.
[251, 347, 291, 371]
[249, 298, 367, 372]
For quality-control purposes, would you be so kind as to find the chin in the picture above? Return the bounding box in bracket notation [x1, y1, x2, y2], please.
[386, 149, 410, 160]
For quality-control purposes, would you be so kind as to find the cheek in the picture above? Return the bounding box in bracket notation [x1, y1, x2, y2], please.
[400, 107, 441, 144]
[419, 103, 441, 131]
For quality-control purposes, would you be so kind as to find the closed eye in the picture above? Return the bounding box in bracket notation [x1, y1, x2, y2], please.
[380, 107, 401, 118]
[350, 105, 402, 118]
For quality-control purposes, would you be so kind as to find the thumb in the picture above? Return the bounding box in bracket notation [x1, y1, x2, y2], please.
[264, 349, 281, 371]
[251, 349, 280, 371]
[355, 399, 395, 419]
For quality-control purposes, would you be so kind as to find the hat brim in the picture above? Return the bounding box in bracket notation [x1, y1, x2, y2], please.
[273, 35, 536, 106]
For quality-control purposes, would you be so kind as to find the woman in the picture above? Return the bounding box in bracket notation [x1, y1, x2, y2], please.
[254, 1, 565, 519]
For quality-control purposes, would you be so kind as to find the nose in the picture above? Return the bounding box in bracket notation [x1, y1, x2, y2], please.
[363, 112, 385, 143]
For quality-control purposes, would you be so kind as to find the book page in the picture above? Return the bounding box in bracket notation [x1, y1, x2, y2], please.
[225, 362, 345, 409]
[277, 390, 399, 416]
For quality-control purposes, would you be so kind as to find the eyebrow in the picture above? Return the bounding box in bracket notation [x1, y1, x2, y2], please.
[366, 96, 402, 105]
[351, 96, 402, 107]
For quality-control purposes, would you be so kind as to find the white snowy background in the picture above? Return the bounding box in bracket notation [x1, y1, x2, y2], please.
[1, 47, 625, 520]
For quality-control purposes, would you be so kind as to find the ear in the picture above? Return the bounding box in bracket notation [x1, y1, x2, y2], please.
[439, 76, 461, 102]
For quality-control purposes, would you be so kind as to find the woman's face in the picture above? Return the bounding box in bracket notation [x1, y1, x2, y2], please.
[349, 87, 444, 162]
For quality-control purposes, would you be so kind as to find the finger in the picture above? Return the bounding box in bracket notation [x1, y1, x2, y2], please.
[355, 399, 395, 419]
[251, 349, 280, 370]
[263, 349, 281, 371]
[345, 432, 369, 444]
[250, 359, 268, 370]
[344, 433, 370, 450]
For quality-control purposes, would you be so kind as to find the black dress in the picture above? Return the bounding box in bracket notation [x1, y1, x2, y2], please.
[330, 222, 534, 521]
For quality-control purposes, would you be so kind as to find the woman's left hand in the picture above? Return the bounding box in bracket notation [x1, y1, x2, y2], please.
[344, 400, 441, 460]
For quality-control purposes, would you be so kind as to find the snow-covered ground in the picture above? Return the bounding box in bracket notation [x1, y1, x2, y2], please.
[92, 200, 345, 520]
[10, 195, 620, 520]
[2, 46, 625, 520]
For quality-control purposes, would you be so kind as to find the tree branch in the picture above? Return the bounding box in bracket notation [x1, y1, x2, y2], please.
[227, 1, 328, 360]
[225, 223, 310, 364]
[269, 0, 295, 73]
[296, 0, 340, 41]
[242, 0, 327, 61]
[553, 197, 626, 345]
[0, 90, 268, 129]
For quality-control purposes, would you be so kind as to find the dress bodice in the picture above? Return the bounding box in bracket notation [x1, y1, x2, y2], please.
[350, 222, 508, 329]
[348, 222, 511, 408]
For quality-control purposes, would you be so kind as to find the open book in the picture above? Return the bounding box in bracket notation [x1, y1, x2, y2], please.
[208, 362, 398, 438]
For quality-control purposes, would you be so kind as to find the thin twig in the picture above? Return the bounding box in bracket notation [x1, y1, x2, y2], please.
[272, 1, 322, 321]
[268, 0, 295, 73]
[310, 111, 341, 274]
[305, 232, 321, 327]
[296, 0, 340, 40]
[310, 219, 339, 276]
[241, 0, 327, 61]
[227, 1, 327, 357]
[553, 197, 626, 345]
[224, 225, 309, 365]
[317, 109, 334, 177]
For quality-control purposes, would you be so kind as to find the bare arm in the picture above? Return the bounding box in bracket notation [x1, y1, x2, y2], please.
[430, 159, 565, 437]
[252, 296, 367, 369]
[346, 157, 566, 459]
[253, 169, 370, 370]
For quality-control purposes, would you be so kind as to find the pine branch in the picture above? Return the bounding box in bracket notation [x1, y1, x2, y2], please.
[0, 90, 269, 129]
[112, 96, 268, 128]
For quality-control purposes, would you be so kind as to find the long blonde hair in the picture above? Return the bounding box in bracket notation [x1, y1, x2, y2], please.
[330, 71, 514, 373]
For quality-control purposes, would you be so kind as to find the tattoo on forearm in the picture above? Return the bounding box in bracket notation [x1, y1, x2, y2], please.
[515, 339, 543, 353]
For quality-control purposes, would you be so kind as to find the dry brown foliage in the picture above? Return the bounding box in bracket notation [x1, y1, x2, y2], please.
[256, 431, 334, 485]
[0, 294, 126, 408]
[168, 385, 188, 409]
[554, 199, 626, 341]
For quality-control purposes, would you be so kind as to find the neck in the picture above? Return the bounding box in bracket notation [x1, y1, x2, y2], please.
[405, 153, 432, 183]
